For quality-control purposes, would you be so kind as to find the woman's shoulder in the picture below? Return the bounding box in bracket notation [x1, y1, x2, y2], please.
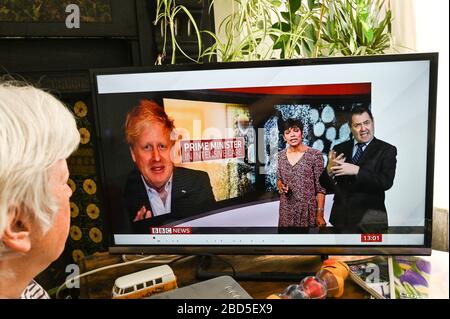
[306, 147, 322, 157]
[306, 147, 325, 163]
[277, 149, 287, 157]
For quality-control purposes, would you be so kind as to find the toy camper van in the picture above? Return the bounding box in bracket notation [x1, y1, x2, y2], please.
[112, 265, 177, 299]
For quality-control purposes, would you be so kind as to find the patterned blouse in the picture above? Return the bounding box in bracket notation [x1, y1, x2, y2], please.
[20, 280, 50, 299]
[277, 147, 326, 227]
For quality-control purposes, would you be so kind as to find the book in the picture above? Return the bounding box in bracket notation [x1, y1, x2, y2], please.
[347, 256, 391, 299]
[389, 256, 430, 299]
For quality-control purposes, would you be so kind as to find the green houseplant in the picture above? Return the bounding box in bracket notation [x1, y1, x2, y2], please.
[320, 0, 393, 56]
[201, 0, 283, 61]
[154, 0, 393, 64]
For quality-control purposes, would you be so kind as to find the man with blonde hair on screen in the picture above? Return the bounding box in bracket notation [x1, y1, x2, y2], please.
[123, 99, 216, 232]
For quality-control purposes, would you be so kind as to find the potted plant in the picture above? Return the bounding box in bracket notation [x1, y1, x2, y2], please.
[154, 0, 393, 64]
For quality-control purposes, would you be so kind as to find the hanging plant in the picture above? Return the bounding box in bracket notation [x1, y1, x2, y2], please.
[154, 0, 204, 64]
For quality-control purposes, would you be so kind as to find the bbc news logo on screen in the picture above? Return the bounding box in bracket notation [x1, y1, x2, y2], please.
[180, 137, 245, 163]
[151, 227, 192, 234]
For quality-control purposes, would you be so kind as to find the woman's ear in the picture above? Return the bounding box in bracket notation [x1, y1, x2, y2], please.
[1, 209, 32, 253]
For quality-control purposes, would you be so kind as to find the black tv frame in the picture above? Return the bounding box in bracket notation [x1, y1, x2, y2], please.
[91, 52, 438, 256]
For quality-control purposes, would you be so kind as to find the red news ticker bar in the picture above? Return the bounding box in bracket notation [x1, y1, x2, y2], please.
[360, 234, 383, 243]
[213, 83, 371, 96]
[150, 227, 192, 235]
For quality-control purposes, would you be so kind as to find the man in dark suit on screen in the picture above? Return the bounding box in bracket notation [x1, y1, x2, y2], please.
[320, 106, 397, 233]
[123, 100, 216, 231]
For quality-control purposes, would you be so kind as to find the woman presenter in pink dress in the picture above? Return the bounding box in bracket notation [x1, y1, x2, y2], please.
[277, 118, 326, 228]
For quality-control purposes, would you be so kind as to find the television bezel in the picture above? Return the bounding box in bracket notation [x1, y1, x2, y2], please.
[90, 52, 438, 256]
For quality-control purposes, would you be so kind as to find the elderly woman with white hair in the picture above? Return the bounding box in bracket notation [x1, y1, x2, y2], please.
[0, 82, 80, 298]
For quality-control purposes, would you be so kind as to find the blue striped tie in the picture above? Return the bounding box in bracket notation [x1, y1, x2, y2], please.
[352, 143, 365, 164]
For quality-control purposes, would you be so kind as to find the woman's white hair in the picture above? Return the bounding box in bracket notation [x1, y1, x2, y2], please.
[0, 81, 80, 257]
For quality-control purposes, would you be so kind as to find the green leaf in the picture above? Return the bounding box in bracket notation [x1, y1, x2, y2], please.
[328, 43, 337, 55]
[272, 22, 282, 30]
[281, 22, 292, 32]
[358, 46, 367, 55]
[373, 11, 391, 39]
[402, 282, 417, 298]
[288, 0, 302, 15]
[365, 29, 374, 42]
[348, 36, 355, 54]
[281, 11, 290, 23]
[273, 34, 289, 49]
[269, 33, 279, 43]
[358, 5, 369, 21]
[305, 23, 317, 42]
[308, 0, 316, 11]
[240, 42, 253, 53]
[326, 18, 336, 38]
[272, 0, 283, 7]
[393, 260, 403, 278]
[301, 40, 312, 57]
[177, 5, 203, 60]
[293, 13, 302, 26]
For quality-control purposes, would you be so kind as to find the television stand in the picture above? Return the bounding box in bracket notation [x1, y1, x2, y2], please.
[195, 254, 320, 282]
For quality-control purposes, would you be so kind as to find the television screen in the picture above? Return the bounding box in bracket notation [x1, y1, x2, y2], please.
[91, 53, 437, 255]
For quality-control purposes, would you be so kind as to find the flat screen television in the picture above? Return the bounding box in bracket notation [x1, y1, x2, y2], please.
[91, 53, 437, 256]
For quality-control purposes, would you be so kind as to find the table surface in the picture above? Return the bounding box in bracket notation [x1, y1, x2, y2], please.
[77, 250, 448, 299]
[78, 253, 371, 299]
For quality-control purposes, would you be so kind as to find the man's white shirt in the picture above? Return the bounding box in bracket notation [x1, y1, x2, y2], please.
[141, 175, 173, 216]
